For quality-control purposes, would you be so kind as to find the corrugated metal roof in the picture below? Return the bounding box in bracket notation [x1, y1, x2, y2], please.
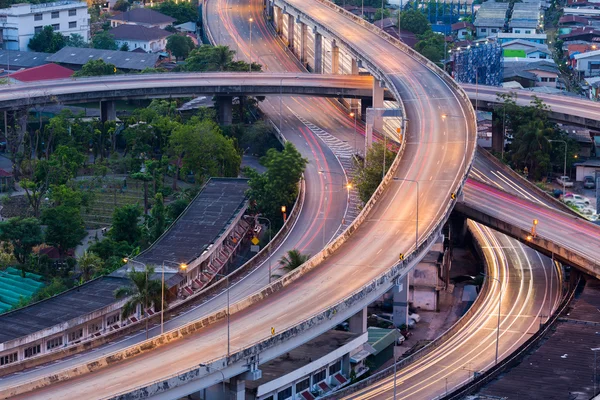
[367, 327, 401, 355]
[47, 47, 160, 70]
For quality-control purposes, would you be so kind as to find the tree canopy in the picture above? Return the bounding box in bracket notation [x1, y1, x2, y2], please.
[92, 31, 118, 50]
[414, 30, 445, 64]
[184, 45, 261, 72]
[152, 1, 198, 25]
[28, 26, 66, 53]
[166, 35, 195, 60]
[353, 142, 396, 204]
[0, 217, 43, 264]
[400, 9, 431, 34]
[73, 59, 118, 77]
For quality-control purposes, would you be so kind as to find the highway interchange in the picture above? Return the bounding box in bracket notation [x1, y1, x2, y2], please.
[0, 0, 597, 398]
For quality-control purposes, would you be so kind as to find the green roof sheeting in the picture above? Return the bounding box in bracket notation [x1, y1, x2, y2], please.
[0, 267, 45, 313]
[5, 267, 43, 281]
[503, 49, 527, 58]
[367, 327, 401, 355]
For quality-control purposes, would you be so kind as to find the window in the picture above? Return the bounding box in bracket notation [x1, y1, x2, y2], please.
[277, 387, 292, 400]
[34, 26, 43, 34]
[143, 44, 146, 49]
[52, 23, 59, 30]
[24, 344, 41, 358]
[481, 28, 487, 32]
[329, 360, 342, 376]
[51, 11, 59, 19]
[549, 77, 556, 82]
[313, 369, 326, 384]
[89, 321, 102, 333]
[46, 336, 63, 350]
[69, 21, 77, 28]
[296, 378, 310, 393]
[525, 30, 531, 34]
[541, 77, 548, 82]
[68, 328, 83, 342]
[107, 313, 120, 325]
[491, 28, 497, 33]
[0, 352, 17, 366]
[34, 13, 42, 21]
[540, 54, 547, 59]
[515, 29, 521, 33]
[68, 8, 76, 16]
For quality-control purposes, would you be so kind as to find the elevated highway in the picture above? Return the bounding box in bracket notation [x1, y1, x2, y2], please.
[0, 0, 476, 397]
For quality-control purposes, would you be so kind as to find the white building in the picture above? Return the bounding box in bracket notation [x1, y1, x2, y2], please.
[574, 49, 600, 77]
[110, 24, 171, 53]
[0, 1, 89, 52]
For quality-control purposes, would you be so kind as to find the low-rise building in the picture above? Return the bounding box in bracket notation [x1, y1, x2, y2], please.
[574, 49, 600, 76]
[502, 39, 551, 59]
[109, 8, 175, 29]
[509, 2, 543, 34]
[451, 21, 474, 39]
[109, 24, 171, 53]
[47, 46, 160, 71]
[0, 0, 90, 52]
[504, 60, 559, 87]
[473, 1, 509, 38]
[0, 49, 50, 72]
[8, 62, 73, 83]
[496, 31, 547, 44]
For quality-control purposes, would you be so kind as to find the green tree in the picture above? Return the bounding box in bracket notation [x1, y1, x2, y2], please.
[0, 217, 43, 264]
[20, 156, 72, 217]
[91, 30, 118, 50]
[120, 42, 130, 52]
[353, 142, 396, 204]
[131, 171, 152, 214]
[246, 142, 307, 227]
[111, 204, 142, 245]
[374, 8, 391, 21]
[166, 34, 195, 60]
[78, 250, 103, 281]
[185, 45, 234, 71]
[49, 184, 91, 208]
[66, 33, 87, 48]
[113, 0, 130, 11]
[400, 9, 431, 34]
[42, 205, 86, 258]
[152, 1, 198, 24]
[114, 265, 162, 338]
[28, 26, 66, 53]
[273, 249, 310, 278]
[74, 59, 117, 77]
[149, 192, 166, 242]
[414, 30, 445, 64]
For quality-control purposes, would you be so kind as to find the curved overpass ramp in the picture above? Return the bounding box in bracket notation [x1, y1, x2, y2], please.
[0, 1, 476, 398]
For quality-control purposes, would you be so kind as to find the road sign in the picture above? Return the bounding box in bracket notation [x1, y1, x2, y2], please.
[271, 327, 275, 335]
[399, 253, 404, 261]
[251, 237, 260, 246]
[451, 192, 456, 200]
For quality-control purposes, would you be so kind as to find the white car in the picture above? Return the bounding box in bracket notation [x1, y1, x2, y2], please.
[556, 176, 574, 188]
[564, 194, 590, 205]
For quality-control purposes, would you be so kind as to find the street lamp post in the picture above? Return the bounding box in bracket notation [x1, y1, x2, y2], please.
[350, 111, 358, 155]
[482, 273, 502, 365]
[281, 205, 287, 222]
[249, 17, 254, 72]
[160, 260, 187, 334]
[548, 139, 568, 196]
[256, 216, 273, 283]
[392, 178, 419, 251]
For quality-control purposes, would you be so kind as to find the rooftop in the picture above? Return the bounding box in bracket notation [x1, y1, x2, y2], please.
[110, 8, 175, 25]
[451, 21, 474, 31]
[0, 50, 50, 69]
[497, 32, 547, 39]
[109, 24, 171, 41]
[574, 48, 600, 59]
[47, 47, 160, 70]
[0, 276, 130, 343]
[8, 63, 73, 82]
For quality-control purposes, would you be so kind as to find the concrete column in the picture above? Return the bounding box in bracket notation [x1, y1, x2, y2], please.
[229, 376, 245, 400]
[100, 100, 116, 122]
[276, 7, 284, 34]
[287, 14, 295, 50]
[372, 78, 384, 133]
[393, 275, 410, 328]
[331, 40, 340, 74]
[351, 58, 359, 74]
[299, 22, 307, 66]
[341, 353, 351, 376]
[348, 307, 367, 334]
[314, 28, 323, 74]
[216, 96, 233, 126]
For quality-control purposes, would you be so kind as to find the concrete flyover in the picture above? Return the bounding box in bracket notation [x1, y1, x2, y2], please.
[462, 84, 600, 129]
[457, 178, 600, 279]
[0, 72, 387, 111]
[0, 0, 477, 397]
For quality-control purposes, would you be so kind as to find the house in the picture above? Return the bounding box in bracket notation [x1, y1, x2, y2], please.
[559, 27, 600, 42]
[574, 159, 600, 181]
[109, 24, 171, 53]
[523, 60, 560, 86]
[373, 17, 396, 30]
[473, 1, 509, 38]
[503, 68, 538, 88]
[8, 63, 73, 83]
[0, 0, 90, 52]
[583, 75, 600, 99]
[0, 50, 50, 72]
[451, 21, 474, 39]
[503, 60, 559, 87]
[574, 49, 600, 76]
[46, 47, 161, 71]
[502, 39, 551, 59]
[563, 7, 600, 18]
[509, 2, 542, 34]
[496, 32, 547, 44]
[109, 8, 175, 29]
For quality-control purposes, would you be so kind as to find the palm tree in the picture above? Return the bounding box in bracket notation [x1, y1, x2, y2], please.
[114, 266, 162, 338]
[211, 45, 235, 71]
[273, 249, 310, 278]
[78, 250, 102, 282]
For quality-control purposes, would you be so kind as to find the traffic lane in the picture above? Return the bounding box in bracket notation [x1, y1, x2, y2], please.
[464, 180, 600, 260]
[344, 224, 559, 400]
[469, 150, 554, 208]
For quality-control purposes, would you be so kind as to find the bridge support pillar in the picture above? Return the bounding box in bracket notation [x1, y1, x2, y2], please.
[349, 59, 360, 113]
[372, 78, 384, 133]
[331, 40, 340, 74]
[100, 100, 116, 122]
[491, 110, 503, 153]
[348, 307, 367, 334]
[217, 96, 233, 126]
[299, 22, 307, 66]
[314, 29, 322, 74]
[274, 6, 283, 33]
[393, 275, 410, 327]
[229, 376, 245, 400]
[287, 14, 295, 50]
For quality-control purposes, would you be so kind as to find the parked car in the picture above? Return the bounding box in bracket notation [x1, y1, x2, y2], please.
[564, 193, 590, 205]
[584, 176, 596, 189]
[556, 176, 574, 188]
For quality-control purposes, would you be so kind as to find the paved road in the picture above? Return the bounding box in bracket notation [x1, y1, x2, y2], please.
[0, 0, 474, 398]
[342, 221, 561, 400]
